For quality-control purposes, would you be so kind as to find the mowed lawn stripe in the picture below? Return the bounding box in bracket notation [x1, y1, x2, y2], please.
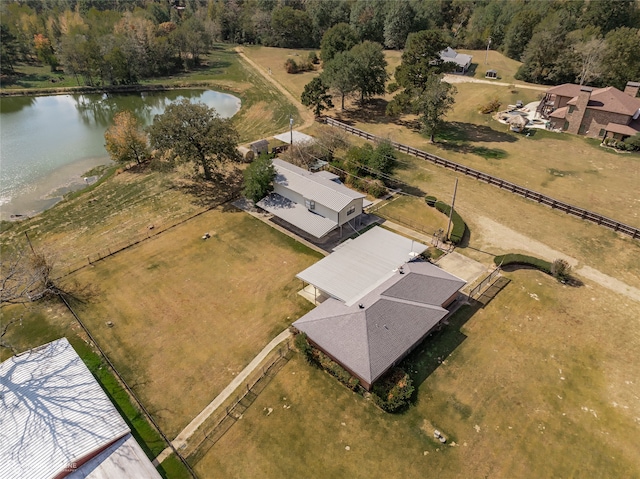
[71, 207, 322, 437]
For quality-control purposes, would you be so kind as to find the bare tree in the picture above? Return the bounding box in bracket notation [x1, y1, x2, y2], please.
[574, 38, 606, 85]
[1, 248, 59, 352]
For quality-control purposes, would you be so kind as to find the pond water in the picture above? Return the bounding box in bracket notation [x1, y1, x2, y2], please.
[0, 89, 241, 220]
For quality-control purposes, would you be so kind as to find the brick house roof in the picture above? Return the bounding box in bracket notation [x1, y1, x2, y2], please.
[566, 86, 640, 116]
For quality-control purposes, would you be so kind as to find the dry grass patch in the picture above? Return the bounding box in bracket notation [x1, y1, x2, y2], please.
[376, 195, 449, 235]
[334, 81, 640, 227]
[68, 207, 322, 437]
[194, 269, 640, 478]
[242, 46, 321, 101]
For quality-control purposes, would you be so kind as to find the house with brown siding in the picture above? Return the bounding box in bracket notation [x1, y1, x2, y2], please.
[540, 81, 640, 140]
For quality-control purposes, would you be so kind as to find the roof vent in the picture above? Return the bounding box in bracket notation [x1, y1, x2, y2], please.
[399, 266, 404, 274]
[358, 303, 364, 309]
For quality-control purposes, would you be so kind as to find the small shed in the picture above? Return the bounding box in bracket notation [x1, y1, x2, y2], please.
[485, 69, 498, 79]
[249, 139, 269, 156]
[237, 146, 255, 162]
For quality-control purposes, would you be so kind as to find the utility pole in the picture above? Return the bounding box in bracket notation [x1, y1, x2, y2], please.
[445, 178, 458, 243]
[289, 115, 294, 145]
[485, 37, 492, 64]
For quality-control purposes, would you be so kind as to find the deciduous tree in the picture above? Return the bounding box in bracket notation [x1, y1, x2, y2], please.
[301, 77, 334, 117]
[243, 153, 276, 204]
[321, 50, 356, 110]
[147, 99, 241, 181]
[104, 110, 149, 166]
[349, 41, 388, 105]
[320, 22, 357, 62]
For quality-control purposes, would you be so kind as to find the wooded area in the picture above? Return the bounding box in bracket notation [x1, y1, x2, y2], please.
[2, 0, 639, 89]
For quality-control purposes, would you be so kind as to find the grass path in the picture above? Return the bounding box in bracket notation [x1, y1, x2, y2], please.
[235, 47, 315, 132]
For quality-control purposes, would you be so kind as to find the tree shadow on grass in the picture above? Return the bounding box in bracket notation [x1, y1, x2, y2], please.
[335, 98, 392, 125]
[176, 170, 243, 209]
[440, 122, 518, 144]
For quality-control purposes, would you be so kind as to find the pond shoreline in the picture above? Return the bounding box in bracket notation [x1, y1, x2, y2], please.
[0, 81, 241, 98]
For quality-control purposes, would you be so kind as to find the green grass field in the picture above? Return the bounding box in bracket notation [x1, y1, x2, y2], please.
[68, 207, 322, 437]
[194, 268, 640, 478]
[375, 195, 449, 235]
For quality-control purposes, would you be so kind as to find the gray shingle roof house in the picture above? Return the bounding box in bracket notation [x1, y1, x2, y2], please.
[0, 338, 161, 479]
[439, 47, 473, 74]
[257, 159, 366, 239]
[294, 261, 466, 390]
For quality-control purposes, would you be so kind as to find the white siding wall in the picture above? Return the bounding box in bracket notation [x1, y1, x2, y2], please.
[338, 198, 363, 226]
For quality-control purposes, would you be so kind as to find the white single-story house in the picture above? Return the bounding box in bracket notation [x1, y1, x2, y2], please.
[438, 47, 473, 74]
[293, 227, 466, 389]
[0, 338, 161, 479]
[257, 159, 369, 239]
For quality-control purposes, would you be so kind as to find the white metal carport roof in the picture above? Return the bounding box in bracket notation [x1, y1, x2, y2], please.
[273, 130, 315, 145]
[257, 193, 338, 238]
[296, 226, 428, 305]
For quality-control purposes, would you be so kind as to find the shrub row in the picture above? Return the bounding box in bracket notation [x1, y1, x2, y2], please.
[479, 98, 501, 114]
[493, 253, 552, 274]
[295, 333, 360, 391]
[433, 200, 467, 244]
[284, 58, 314, 74]
[345, 175, 387, 198]
[602, 136, 640, 152]
[371, 367, 414, 413]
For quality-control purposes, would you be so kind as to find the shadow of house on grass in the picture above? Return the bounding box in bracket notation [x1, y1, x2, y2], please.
[400, 303, 477, 391]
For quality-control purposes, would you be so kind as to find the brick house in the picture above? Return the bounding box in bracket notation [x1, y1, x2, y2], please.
[540, 81, 640, 140]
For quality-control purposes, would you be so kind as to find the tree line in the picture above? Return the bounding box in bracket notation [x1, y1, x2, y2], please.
[2, 0, 639, 89]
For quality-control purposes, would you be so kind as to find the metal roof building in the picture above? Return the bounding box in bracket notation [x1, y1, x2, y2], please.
[296, 226, 428, 305]
[294, 261, 466, 389]
[0, 338, 161, 479]
[257, 159, 366, 239]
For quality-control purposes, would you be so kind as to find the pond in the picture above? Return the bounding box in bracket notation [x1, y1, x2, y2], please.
[0, 89, 241, 220]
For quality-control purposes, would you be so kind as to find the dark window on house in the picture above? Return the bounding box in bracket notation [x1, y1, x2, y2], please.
[305, 199, 315, 210]
[578, 124, 586, 135]
[347, 205, 356, 216]
[569, 105, 575, 113]
[599, 129, 605, 137]
[563, 121, 569, 130]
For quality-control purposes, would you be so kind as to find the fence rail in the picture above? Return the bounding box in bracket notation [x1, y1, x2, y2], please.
[468, 266, 502, 299]
[184, 342, 292, 466]
[323, 117, 640, 240]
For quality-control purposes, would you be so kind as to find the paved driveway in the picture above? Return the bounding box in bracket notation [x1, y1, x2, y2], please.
[436, 252, 488, 289]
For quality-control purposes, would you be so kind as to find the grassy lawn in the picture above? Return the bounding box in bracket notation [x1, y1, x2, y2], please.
[334, 81, 640, 228]
[67, 207, 322, 437]
[241, 46, 321, 102]
[375, 195, 449, 235]
[193, 268, 640, 478]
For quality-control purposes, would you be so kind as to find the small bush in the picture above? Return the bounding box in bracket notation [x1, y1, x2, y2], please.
[425, 195, 437, 206]
[308, 51, 319, 64]
[551, 258, 572, 281]
[387, 81, 399, 93]
[371, 367, 414, 412]
[434, 201, 467, 244]
[479, 98, 501, 114]
[294, 332, 314, 363]
[285, 58, 298, 73]
[493, 253, 552, 274]
[365, 178, 387, 198]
